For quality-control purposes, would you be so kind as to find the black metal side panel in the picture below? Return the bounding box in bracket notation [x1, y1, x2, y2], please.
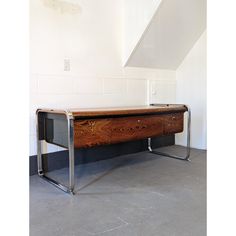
[42, 113, 68, 148]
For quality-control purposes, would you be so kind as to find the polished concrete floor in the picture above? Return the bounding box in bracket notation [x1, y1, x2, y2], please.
[30, 145, 206, 236]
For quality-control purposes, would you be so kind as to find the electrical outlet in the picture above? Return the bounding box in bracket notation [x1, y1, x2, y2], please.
[149, 81, 159, 104]
[151, 82, 157, 95]
[64, 58, 70, 71]
[152, 88, 157, 95]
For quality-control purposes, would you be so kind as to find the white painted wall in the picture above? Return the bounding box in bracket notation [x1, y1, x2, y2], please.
[30, 0, 176, 156]
[123, 0, 162, 65]
[176, 31, 206, 150]
[148, 70, 176, 104]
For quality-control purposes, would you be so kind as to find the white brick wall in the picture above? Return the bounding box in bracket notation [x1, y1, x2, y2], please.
[103, 78, 126, 94]
[75, 78, 103, 94]
[127, 79, 147, 105]
[149, 79, 176, 104]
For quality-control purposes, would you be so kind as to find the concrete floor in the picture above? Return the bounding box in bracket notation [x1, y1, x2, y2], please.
[30, 145, 206, 236]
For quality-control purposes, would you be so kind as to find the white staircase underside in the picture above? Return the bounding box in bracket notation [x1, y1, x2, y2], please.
[125, 0, 206, 70]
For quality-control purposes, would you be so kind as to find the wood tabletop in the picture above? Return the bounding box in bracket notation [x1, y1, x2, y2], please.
[69, 104, 187, 118]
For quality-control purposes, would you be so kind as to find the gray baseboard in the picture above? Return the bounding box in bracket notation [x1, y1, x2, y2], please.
[30, 135, 174, 176]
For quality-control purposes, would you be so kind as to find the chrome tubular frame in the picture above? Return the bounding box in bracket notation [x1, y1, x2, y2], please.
[36, 109, 75, 195]
[148, 105, 191, 161]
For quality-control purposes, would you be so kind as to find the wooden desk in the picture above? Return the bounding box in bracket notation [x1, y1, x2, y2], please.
[36, 104, 190, 194]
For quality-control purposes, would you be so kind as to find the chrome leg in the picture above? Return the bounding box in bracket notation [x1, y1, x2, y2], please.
[148, 105, 191, 161]
[36, 116, 43, 175]
[36, 109, 75, 195]
[68, 118, 75, 193]
[148, 137, 152, 152]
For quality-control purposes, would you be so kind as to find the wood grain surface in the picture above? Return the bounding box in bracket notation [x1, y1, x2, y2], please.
[74, 113, 184, 148]
[70, 104, 187, 118]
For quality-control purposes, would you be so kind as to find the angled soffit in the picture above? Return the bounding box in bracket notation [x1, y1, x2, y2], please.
[125, 0, 206, 70]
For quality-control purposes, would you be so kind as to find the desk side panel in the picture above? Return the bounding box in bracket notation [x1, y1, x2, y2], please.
[42, 113, 68, 148]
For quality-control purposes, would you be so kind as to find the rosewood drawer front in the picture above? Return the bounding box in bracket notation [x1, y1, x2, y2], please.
[74, 113, 184, 148]
[163, 113, 184, 135]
